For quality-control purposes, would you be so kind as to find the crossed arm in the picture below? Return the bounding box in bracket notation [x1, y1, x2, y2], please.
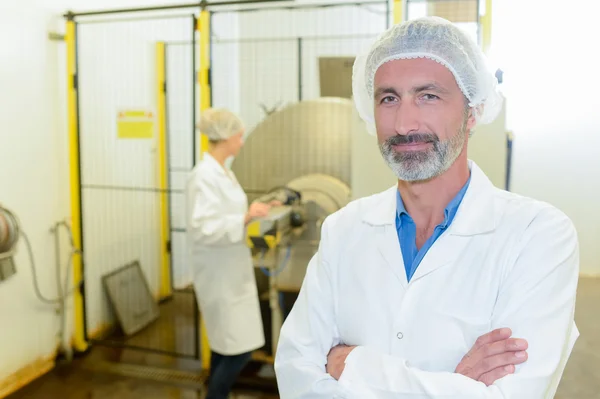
[326, 327, 527, 387]
[274, 208, 579, 398]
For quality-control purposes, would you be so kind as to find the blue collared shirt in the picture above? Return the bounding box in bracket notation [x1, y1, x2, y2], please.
[396, 176, 471, 282]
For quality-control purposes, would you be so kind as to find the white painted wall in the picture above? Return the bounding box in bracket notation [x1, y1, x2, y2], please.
[491, 0, 599, 275]
[0, 0, 74, 384]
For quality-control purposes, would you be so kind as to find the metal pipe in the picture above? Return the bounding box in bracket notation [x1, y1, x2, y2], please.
[64, 0, 293, 19]
[72, 21, 90, 347]
[75, 13, 197, 25]
[51, 221, 76, 363]
[156, 40, 172, 300]
[506, 133, 513, 192]
[163, 41, 175, 298]
[192, 15, 198, 167]
[81, 184, 182, 194]
[476, 0, 481, 46]
[194, 294, 200, 359]
[211, 0, 387, 14]
[212, 33, 380, 44]
[393, 0, 403, 24]
[385, 0, 390, 29]
[209, 11, 214, 108]
[297, 37, 303, 102]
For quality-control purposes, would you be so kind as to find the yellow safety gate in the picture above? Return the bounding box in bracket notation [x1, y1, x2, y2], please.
[66, 10, 201, 359]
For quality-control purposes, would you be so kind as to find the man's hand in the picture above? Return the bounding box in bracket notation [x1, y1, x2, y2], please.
[326, 344, 356, 380]
[455, 328, 529, 386]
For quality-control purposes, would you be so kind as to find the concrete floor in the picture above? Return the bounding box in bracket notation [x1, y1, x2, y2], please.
[554, 277, 600, 399]
[7, 278, 600, 398]
[6, 344, 277, 399]
[6, 365, 275, 399]
[99, 289, 199, 358]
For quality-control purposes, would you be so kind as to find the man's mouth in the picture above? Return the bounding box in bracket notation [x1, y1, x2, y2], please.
[392, 142, 432, 151]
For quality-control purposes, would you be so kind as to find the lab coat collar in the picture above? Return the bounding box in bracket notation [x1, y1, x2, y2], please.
[203, 152, 230, 178]
[363, 161, 498, 237]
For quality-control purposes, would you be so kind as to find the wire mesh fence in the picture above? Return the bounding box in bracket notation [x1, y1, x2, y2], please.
[406, 0, 480, 42]
[77, 14, 198, 358]
[211, 1, 389, 135]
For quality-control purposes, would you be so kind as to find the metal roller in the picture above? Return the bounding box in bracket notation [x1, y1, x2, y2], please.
[231, 97, 355, 194]
[285, 173, 350, 243]
[234, 98, 357, 297]
[0, 206, 19, 254]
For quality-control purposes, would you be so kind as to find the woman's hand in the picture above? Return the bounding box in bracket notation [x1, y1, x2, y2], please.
[245, 202, 271, 224]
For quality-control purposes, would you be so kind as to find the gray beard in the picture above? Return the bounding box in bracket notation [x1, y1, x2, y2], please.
[378, 118, 467, 182]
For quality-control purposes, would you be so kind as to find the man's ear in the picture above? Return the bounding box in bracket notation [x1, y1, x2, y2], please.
[466, 106, 478, 131]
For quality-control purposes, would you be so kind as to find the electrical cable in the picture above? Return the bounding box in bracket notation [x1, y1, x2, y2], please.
[259, 245, 292, 277]
[21, 226, 79, 305]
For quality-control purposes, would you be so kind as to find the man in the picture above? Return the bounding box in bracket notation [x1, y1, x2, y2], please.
[274, 17, 579, 398]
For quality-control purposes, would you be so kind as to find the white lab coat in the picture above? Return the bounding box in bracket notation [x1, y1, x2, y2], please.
[186, 153, 265, 356]
[275, 161, 579, 398]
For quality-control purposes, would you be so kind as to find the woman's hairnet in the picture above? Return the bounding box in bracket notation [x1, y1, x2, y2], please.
[197, 108, 244, 141]
[352, 16, 503, 135]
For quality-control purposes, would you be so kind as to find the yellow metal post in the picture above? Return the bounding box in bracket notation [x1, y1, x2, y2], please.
[156, 42, 172, 299]
[198, 10, 212, 371]
[66, 20, 88, 353]
[199, 11, 211, 158]
[393, 0, 404, 24]
[480, 0, 493, 54]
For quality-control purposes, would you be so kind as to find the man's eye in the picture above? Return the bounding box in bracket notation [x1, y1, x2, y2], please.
[422, 94, 440, 101]
[381, 96, 397, 104]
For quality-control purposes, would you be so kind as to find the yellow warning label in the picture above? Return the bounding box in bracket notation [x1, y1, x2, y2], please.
[117, 109, 155, 139]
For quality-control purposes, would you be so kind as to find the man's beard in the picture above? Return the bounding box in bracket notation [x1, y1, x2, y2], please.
[378, 117, 468, 182]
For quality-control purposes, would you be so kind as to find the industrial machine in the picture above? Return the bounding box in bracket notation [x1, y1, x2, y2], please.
[232, 98, 356, 361]
[245, 187, 305, 357]
[246, 186, 304, 251]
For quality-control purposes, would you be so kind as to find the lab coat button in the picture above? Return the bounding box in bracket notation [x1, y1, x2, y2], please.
[397, 332, 404, 339]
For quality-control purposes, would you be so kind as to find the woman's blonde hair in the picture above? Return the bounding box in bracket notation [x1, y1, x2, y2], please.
[196, 108, 244, 142]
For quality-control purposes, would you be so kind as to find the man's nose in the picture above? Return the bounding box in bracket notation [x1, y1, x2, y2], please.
[394, 101, 421, 136]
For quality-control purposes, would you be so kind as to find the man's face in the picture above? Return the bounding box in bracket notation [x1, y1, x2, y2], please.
[373, 58, 476, 182]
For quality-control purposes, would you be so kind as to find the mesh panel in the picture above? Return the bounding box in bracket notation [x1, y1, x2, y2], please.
[77, 15, 196, 357]
[407, 0, 479, 42]
[211, 3, 389, 135]
[166, 42, 194, 290]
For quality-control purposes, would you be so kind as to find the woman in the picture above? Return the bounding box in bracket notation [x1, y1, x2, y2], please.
[185, 108, 273, 399]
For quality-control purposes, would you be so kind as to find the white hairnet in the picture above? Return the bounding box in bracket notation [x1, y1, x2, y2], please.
[352, 16, 503, 135]
[197, 108, 244, 141]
